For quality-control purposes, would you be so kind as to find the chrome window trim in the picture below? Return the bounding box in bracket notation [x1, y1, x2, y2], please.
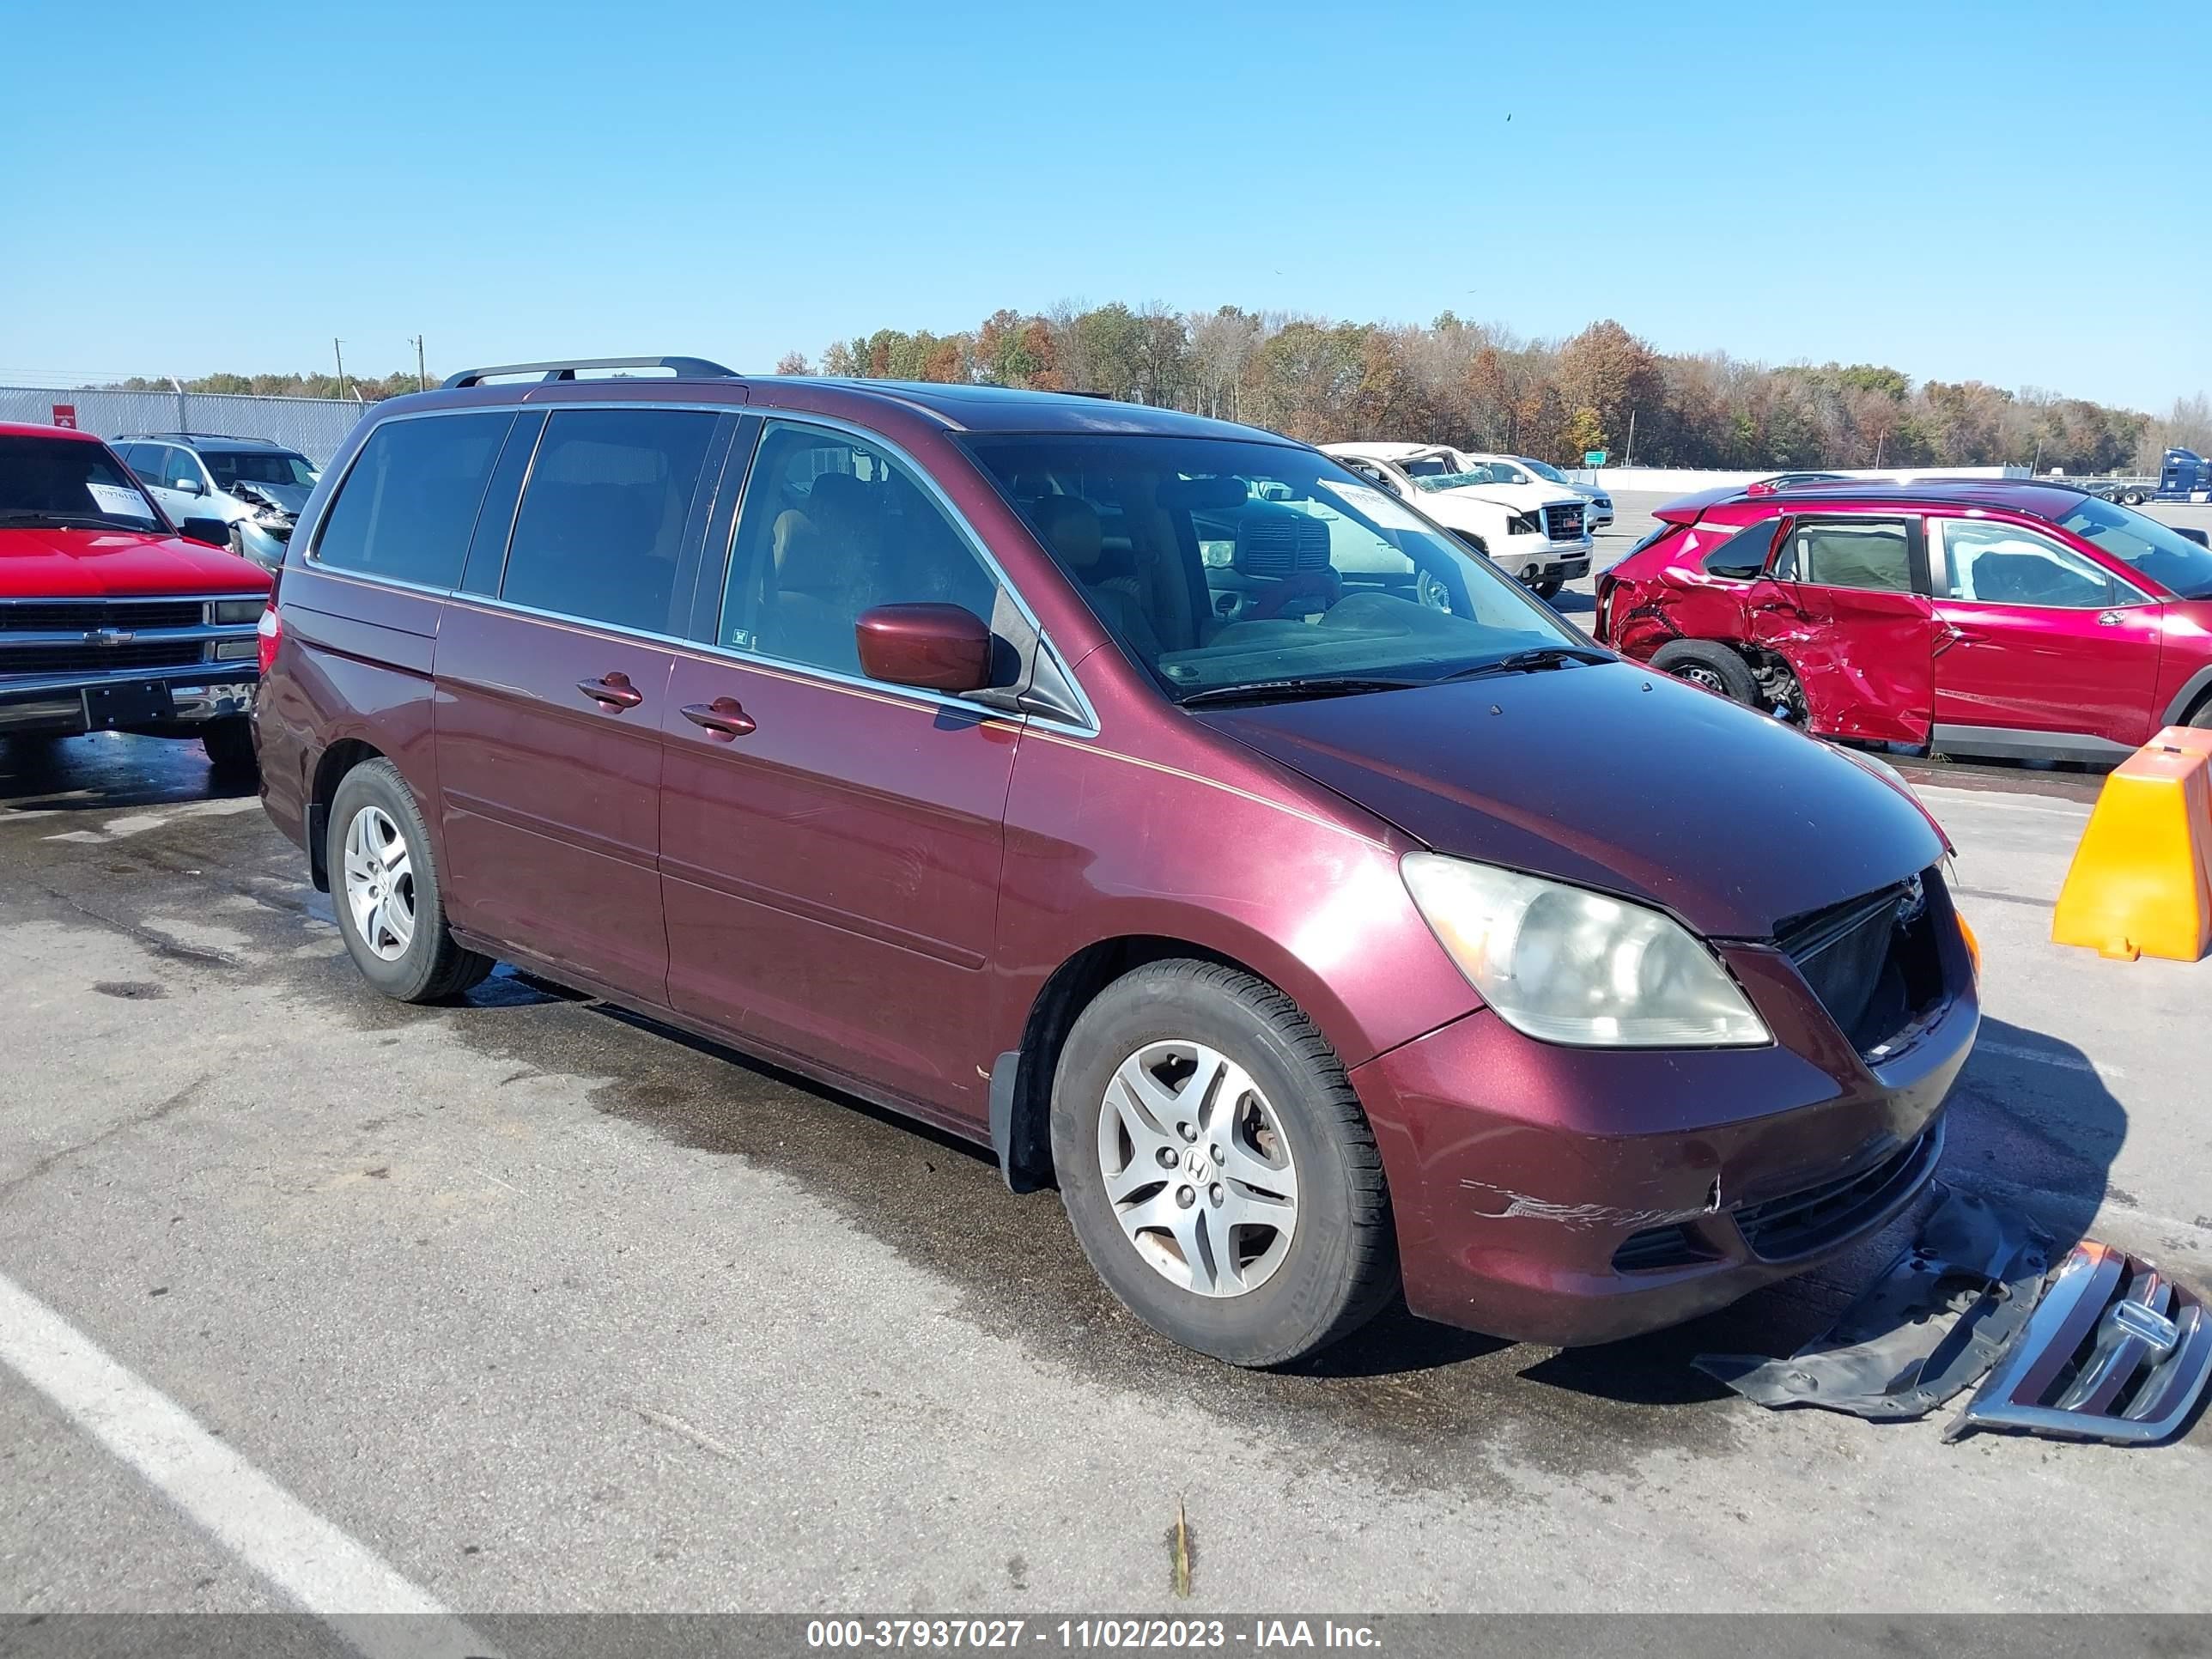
[1928, 514, 2156, 609]
[297, 398, 1103, 738]
[438, 587, 1099, 738]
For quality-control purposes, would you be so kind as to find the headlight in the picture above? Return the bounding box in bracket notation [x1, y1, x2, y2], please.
[1401, 854, 1771, 1048]
[1506, 510, 1541, 535]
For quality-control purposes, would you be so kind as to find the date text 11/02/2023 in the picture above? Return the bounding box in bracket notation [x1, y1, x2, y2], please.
[804, 1620, 1383, 1649]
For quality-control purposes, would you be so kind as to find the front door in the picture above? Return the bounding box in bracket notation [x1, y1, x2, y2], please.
[1926, 515, 2165, 750]
[1755, 514, 1940, 744]
[659, 418, 1021, 1125]
[434, 404, 729, 1002]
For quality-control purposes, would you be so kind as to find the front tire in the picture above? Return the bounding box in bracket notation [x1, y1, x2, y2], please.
[327, 758, 493, 1002]
[200, 717, 258, 778]
[1049, 960, 1397, 1367]
[1532, 577, 1565, 600]
[1650, 639, 1760, 705]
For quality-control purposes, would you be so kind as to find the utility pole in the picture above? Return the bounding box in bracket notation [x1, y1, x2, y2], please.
[410, 335, 427, 392]
[332, 338, 349, 401]
[1626, 409, 1638, 466]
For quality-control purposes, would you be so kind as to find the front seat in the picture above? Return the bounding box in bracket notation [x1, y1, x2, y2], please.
[1037, 497, 1166, 665]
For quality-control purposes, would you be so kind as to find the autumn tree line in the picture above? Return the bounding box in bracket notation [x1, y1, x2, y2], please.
[113, 312, 2212, 476]
[776, 307, 2209, 477]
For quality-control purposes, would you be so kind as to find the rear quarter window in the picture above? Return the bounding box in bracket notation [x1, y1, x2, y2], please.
[1699, 519, 1780, 580]
[313, 412, 514, 589]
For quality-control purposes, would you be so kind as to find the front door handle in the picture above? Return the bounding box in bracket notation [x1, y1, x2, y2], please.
[681, 696, 757, 741]
[577, 672, 645, 710]
[2096, 611, 2124, 627]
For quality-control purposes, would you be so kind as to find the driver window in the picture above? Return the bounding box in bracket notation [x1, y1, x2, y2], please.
[1778, 518, 1914, 593]
[723, 422, 1000, 678]
[1936, 519, 2130, 609]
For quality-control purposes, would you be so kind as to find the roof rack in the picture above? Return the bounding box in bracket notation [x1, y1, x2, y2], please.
[441, 356, 738, 390]
[116, 430, 284, 447]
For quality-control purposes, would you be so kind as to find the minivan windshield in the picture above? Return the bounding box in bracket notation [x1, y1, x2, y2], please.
[0, 434, 164, 532]
[204, 449, 318, 490]
[1521, 458, 1569, 484]
[2057, 496, 2212, 600]
[963, 434, 1589, 701]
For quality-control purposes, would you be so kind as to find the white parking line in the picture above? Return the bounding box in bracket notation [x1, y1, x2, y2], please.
[0, 1270, 495, 1658]
[1974, 1038, 2124, 1079]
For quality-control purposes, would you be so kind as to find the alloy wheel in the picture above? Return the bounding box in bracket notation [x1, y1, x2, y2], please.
[342, 805, 416, 962]
[1096, 1040, 1299, 1297]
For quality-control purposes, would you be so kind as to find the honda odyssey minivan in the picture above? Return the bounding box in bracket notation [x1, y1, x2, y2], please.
[256, 356, 1978, 1366]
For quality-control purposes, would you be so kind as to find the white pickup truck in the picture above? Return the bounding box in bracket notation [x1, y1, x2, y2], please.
[1319, 441, 1593, 598]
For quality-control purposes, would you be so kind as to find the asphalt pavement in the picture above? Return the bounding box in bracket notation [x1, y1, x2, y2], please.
[3, 558, 2210, 1620]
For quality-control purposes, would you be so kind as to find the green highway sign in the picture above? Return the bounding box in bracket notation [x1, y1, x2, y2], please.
[1583, 450, 1608, 466]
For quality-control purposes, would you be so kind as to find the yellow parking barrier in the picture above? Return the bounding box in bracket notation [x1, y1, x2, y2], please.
[2051, 738, 2212, 963]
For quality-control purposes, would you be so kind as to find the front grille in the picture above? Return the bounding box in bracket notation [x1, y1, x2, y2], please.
[1612, 1224, 1716, 1273]
[0, 641, 206, 677]
[0, 600, 204, 632]
[1237, 514, 1332, 577]
[1543, 503, 1585, 539]
[1775, 868, 1948, 1056]
[1735, 1119, 1943, 1261]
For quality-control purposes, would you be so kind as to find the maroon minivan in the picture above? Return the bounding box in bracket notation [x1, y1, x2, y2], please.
[256, 357, 1978, 1365]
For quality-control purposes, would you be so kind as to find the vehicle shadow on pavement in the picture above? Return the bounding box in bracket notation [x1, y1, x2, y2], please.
[1492, 1015, 2128, 1407]
[0, 732, 255, 811]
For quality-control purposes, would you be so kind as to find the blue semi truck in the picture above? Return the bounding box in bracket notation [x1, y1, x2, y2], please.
[2113, 448, 2212, 504]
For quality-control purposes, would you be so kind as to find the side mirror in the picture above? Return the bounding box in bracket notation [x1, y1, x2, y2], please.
[2179, 527, 2209, 549]
[177, 515, 232, 547]
[854, 602, 994, 693]
[174, 476, 206, 495]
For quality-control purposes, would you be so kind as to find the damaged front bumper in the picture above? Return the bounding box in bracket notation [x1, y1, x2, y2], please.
[1348, 947, 1977, 1347]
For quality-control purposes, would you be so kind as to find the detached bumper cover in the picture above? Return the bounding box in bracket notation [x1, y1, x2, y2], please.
[1945, 1240, 2212, 1444]
[1695, 1184, 2048, 1419]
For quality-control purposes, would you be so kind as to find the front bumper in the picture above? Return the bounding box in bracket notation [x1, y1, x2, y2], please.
[1350, 921, 1978, 1347]
[0, 663, 258, 736]
[1504, 539, 1593, 584]
[234, 519, 294, 573]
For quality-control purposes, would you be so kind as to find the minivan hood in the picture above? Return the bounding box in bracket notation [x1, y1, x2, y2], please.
[229, 480, 311, 514]
[0, 526, 272, 597]
[1197, 661, 1945, 939]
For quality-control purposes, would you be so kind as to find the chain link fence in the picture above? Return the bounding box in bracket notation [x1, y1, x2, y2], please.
[0, 385, 374, 465]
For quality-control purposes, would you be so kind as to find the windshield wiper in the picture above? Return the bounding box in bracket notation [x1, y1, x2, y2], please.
[0, 509, 151, 531]
[1177, 675, 1429, 708]
[1434, 645, 1611, 683]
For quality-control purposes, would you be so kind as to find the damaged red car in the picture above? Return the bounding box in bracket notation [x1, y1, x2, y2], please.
[1596, 478, 2212, 762]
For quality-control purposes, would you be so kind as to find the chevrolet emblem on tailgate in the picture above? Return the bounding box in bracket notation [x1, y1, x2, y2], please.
[83, 628, 137, 647]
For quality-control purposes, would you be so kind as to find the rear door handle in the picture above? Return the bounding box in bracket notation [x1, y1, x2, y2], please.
[680, 696, 757, 740]
[577, 672, 645, 710]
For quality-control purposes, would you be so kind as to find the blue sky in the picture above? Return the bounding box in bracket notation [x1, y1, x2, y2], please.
[3, 0, 2203, 411]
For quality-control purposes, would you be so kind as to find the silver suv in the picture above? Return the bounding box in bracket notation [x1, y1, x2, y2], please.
[116, 433, 319, 570]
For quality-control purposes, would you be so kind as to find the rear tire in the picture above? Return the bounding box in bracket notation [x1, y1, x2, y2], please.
[327, 757, 493, 1003]
[1049, 959, 1397, 1368]
[2188, 696, 2212, 731]
[201, 717, 258, 778]
[1650, 639, 1759, 705]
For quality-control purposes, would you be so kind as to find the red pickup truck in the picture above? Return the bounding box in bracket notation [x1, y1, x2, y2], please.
[1, 422, 271, 773]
